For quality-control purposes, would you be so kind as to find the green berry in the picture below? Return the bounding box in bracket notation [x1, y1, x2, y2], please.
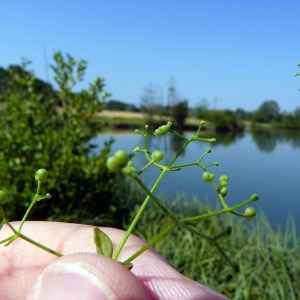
[209, 173, 215, 181]
[202, 172, 211, 182]
[219, 175, 229, 186]
[0, 190, 8, 205]
[114, 150, 129, 166]
[251, 194, 259, 201]
[123, 161, 136, 176]
[151, 150, 164, 162]
[245, 207, 257, 220]
[35, 169, 48, 181]
[220, 187, 228, 197]
[106, 156, 121, 172]
[107, 150, 129, 172]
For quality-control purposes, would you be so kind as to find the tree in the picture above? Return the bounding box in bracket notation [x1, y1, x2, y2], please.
[140, 83, 164, 124]
[252, 100, 281, 123]
[172, 99, 189, 129]
[166, 77, 189, 128]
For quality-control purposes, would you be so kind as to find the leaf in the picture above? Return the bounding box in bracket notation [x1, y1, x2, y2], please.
[93, 227, 113, 257]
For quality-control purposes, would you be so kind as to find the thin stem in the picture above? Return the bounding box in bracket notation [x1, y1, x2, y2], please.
[184, 196, 256, 223]
[18, 232, 63, 257]
[133, 176, 184, 228]
[1, 221, 63, 256]
[123, 223, 177, 264]
[124, 197, 255, 264]
[18, 181, 42, 233]
[112, 168, 168, 260]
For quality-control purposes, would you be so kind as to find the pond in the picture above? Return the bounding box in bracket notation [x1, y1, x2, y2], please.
[91, 128, 300, 231]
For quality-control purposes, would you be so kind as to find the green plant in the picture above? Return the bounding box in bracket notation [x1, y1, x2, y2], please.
[0, 120, 259, 277]
[0, 52, 127, 225]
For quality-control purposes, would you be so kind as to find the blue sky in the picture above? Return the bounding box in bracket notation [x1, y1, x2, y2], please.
[2, 1, 300, 112]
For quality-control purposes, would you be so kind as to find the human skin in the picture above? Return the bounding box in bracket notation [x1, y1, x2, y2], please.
[0, 221, 229, 300]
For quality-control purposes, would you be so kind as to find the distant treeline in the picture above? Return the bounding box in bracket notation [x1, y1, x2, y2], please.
[1, 64, 299, 130]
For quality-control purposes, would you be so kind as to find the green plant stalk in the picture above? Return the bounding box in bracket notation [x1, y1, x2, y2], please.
[17, 181, 42, 234]
[124, 195, 258, 264]
[133, 175, 185, 228]
[117, 127, 217, 262]
[112, 168, 168, 260]
[123, 222, 177, 264]
[4, 221, 62, 256]
[114, 128, 195, 260]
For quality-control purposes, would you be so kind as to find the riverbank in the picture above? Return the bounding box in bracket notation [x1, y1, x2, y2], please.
[94, 110, 215, 131]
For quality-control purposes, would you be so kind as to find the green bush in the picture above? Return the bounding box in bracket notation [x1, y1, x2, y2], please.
[0, 52, 133, 226]
[197, 109, 244, 132]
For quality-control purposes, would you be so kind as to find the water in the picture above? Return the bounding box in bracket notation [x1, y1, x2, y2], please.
[91, 129, 300, 231]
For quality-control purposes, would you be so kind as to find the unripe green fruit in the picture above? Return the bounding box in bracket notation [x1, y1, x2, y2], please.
[202, 172, 211, 182]
[151, 150, 164, 162]
[35, 169, 48, 181]
[154, 122, 172, 136]
[220, 187, 228, 197]
[245, 207, 257, 220]
[219, 174, 229, 186]
[0, 190, 8, 205]
[251, 194, 259, 201]
[123, 161, 136, 176]
[209, 173, 215, 181]
[114, 150, 129, 166]
[106, 156, 121, 172]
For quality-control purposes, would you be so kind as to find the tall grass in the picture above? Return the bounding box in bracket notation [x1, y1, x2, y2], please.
[124, 192, 300, 299]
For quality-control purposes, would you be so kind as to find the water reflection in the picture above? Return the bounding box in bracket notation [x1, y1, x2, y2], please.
[251, 129, 277, 152]
[251, 128, 300, 152]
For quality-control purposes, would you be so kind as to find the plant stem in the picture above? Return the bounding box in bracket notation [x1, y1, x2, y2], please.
[18, 181, 42, 233]
[1, 222, 63, 256]
[123, 195, 257, 263]
[112, 168, 168, 260]
[123, 222, 177, 264]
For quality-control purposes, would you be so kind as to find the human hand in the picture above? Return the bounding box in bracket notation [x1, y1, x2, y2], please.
[0, 221, 229, 299]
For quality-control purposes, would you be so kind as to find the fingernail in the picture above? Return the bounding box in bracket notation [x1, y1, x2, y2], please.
[31, 259, 119, 300]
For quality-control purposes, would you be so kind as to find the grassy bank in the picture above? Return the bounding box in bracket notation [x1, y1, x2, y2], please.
[124, 192, 300, 299]
[93, 110, 212, 131]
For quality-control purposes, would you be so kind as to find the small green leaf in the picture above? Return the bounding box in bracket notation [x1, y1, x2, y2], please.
[93, 227, 113, 257]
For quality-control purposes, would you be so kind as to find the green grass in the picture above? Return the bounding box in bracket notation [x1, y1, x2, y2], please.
[125, 194, 300, 299]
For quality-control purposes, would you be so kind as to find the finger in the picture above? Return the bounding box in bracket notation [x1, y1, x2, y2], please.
[26, 253, 150, 300]
[0, 221, 229, 299]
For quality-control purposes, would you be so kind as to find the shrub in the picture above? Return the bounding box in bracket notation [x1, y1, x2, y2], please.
[0, 52, 130, 226]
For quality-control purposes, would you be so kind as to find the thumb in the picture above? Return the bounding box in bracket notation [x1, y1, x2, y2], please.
[26, 253, 150, 300]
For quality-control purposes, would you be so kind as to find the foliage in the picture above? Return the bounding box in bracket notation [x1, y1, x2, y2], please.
[131, 197, 300, 299]
[171, 99, 189, 129]
[0, 52, 131, 226]
[140, 80, 189, 128]
[105, 99, 138, 112]
[140, 82, 164, 124]
[278, 108, 300, 129]
[252, 100, 281, 123]
[197, 109, 244, 132]
[0, 63, 56, 103]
